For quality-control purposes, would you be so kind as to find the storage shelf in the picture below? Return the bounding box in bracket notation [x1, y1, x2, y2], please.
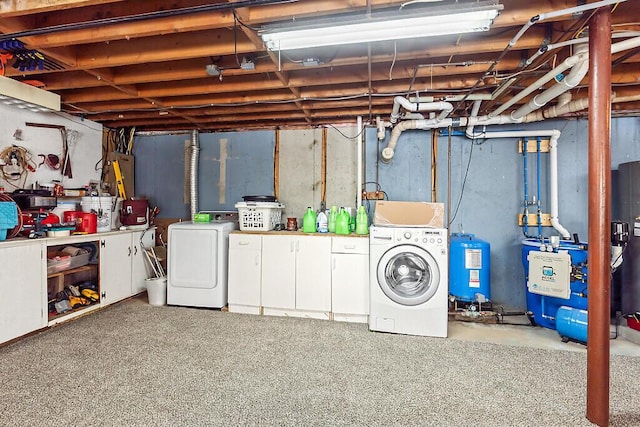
[48, 301, 99, 323]
[47, 264, 96, 279]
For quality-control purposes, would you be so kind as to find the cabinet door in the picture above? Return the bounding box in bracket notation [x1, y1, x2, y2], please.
[261, 235, 296, 310]
[296, 236, 331, 312]
[332, 253, 370, 316]
[228, 234, 262, 311]
[100, 233, 132, 305]
[131, 229, 156, 295]
[0, 243, 46, 343]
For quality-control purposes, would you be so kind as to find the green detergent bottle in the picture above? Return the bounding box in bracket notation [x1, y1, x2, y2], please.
[328, 206, 338, 233]
[355, 205, 369, 235]
[335, 207, 350, 235]
[302, 207, 317, 233]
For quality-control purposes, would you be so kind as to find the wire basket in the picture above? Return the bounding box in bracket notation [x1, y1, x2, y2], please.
[235, 201, 284, 231]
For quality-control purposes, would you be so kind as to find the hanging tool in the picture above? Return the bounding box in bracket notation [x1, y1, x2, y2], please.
[112, 159, 127, 199]
[25, 122, 72, 178]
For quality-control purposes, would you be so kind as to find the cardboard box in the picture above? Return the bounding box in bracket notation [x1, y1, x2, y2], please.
[373, 201, 445, 228]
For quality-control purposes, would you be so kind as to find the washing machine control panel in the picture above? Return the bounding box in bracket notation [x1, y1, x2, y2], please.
[394, 229, 446, 247]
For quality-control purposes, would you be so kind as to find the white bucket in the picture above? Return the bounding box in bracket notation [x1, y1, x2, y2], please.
[51, 200, 78, 222]
[81, 196, 114, 232]
[146, 277, 167, 306]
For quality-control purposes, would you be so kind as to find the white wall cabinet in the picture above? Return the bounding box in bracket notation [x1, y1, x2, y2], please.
[228, 233, 262, 314]
[0, 242, 46, 343]
[331, 236, 370, 323]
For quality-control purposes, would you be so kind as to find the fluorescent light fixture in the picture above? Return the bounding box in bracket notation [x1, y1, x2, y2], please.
[260, 1, 502, 51]
[0, 75, 60, 112]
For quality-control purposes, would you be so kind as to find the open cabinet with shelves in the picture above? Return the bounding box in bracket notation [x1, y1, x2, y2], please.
[46, 241, 100, 324]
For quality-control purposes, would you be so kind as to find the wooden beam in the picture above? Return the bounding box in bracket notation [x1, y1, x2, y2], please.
[0, 0, 125, 17]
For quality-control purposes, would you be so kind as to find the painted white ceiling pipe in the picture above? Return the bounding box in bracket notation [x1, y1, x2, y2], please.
[390, 96, 453, 124]
[490, 51, 587, 118]
[465, 100, 483, 139]
[511, 45, 589, 120]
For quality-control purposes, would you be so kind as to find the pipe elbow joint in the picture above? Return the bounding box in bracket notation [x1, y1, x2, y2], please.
[381, 147, 395, 163]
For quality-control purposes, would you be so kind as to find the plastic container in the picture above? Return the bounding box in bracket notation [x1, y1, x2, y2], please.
[146, 277, 167, 306]
[449, 233, 491, 302]
[556, 306, 588, 343]
[81, 196, 115, 232]
[317, 210, 328, 233]
[335, 208, 350, 235]
[355, 206, 369, 235]
[235, 201, 284, 231]
[47, 251, 91, 275]
[522, 238, 588, 330]
[0, 201, 18, 241]
[302, 207, 317, 233]
[76, 212, 98, 234]
[51, 200, 78, 221]
[328, 206, 338, 233]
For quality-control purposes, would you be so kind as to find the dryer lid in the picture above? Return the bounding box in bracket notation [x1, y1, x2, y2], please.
[377, 245, 440, 306]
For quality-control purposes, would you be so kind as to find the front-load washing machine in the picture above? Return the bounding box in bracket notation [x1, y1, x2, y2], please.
[369, 226, 448, 337]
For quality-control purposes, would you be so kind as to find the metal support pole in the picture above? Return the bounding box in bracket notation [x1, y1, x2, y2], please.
[586, 7, 612, 427]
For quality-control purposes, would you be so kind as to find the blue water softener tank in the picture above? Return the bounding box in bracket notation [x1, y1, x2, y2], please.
[521, 238, 588, 330]
[449, 233, 491, 302]
[556, 306, 588, 343]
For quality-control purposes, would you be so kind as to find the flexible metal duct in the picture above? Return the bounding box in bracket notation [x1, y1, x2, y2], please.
[189, 130, 199, 220]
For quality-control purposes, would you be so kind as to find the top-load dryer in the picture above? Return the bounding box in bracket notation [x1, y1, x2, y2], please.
[369, 225, 448, 337]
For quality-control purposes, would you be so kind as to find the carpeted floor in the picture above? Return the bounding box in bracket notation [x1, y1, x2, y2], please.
[1, 297, 639, 427]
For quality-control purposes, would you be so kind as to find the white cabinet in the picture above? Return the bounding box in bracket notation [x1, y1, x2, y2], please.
[131, 229, 156, 295]
[296, 235, 331, 313]
[228, 233, 262, 314]
[0, 242, 46, 343]
[331, 237, 370, 323]
[261, 234, 331, 319]
[100, 232, 132, 305]
[262, 235, 296, 311]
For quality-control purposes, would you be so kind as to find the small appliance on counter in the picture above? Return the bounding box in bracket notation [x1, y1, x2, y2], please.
[120, 198, 149, 229]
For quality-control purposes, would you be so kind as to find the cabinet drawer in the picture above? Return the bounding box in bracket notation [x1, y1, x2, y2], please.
[230, 233, 262, 250]
[331, 236, 369, 254]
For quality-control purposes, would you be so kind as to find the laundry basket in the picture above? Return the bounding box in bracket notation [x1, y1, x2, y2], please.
[235, 201, 284, 231]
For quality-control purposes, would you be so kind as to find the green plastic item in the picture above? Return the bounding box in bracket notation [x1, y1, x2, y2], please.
[302, 207, 317, 233]
[355, 206, 369, 235]
[328, 206, 338, 233]
[335, 207, 350, 235]
[193, 213, 211, 222]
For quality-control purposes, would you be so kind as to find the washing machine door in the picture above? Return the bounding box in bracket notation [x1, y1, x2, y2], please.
[377, 244, 440, 306]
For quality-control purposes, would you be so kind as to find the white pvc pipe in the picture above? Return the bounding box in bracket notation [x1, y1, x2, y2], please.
[468, 129, 569, 238]
[356, 116, 363, 208]
[511, 45, 589, 120]
[465, 100, 482, 139]
[611, 36, 640, 54]
[539, 0, 627, 21]
[490, 52, 587, 118]
[390, 96, 453, 123]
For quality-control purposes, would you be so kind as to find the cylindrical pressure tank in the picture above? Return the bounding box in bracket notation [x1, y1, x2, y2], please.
[556, 306, 588, 343]
[449, 233, 491, 303]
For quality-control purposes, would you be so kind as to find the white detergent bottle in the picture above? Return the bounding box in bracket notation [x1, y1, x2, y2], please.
[317, 210, 328, 233]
